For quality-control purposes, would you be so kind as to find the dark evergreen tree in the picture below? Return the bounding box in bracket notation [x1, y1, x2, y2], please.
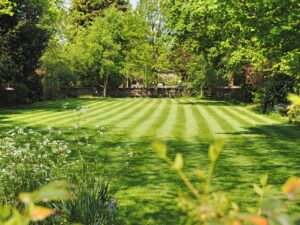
[70, 0, 129, 27]
[0, 0, 59, 102]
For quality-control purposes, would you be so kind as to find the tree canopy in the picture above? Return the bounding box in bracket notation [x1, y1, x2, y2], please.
[1, 0, 299, 110]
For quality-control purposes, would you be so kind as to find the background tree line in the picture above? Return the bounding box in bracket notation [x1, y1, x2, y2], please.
[1, 0, 299, 113]
[163, 0, 300, 112]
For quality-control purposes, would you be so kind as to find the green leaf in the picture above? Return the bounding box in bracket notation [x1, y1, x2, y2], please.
[20, 181, 73, 204]
[288, 94, 300, 105]
[153, 142, 168, 159]
[0, 205, 12, 220]
[260, 175, 268, 186]
[195, 170, 206, 181]
[208, 139, 225, 162]
[173, 153, 183, 171]
[231, 202, 239, 211]
[253, 184, 263, 196]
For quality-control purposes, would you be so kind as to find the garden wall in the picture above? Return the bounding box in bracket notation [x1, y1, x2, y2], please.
[203, 86, 252, 102]
[108, 87, 191, 98]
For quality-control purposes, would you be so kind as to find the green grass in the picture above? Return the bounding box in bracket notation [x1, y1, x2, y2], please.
[1, 97, 299, 224]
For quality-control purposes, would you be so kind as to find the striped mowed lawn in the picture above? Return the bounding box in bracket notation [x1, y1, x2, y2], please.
[0, 97, 299, 225]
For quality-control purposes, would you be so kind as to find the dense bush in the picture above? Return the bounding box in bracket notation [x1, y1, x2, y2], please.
[254, 74, 295, 113]
[287, 94, 300, 124]
[287, 104, 300, 124]
[0, 128, 71, 204]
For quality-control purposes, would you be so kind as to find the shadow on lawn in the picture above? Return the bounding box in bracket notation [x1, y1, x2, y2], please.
[217, 123, 300, 198]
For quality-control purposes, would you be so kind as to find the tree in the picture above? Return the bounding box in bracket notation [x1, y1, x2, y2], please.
[70, 8, 122, 97]
[70, 0, 128, 28]
[41, 37, 77, 99]
[136, 0, 171, 84]
[164, 0, 300, 105]
[121, 10, 153, 87]
[0, 0, 62, 101]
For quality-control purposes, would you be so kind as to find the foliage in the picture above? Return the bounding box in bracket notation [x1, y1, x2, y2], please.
[287, 94, 300, 123]
[154, 140, 300, 225]
[58, 176, 118, 225]
[70, 0, 128, 28]
[41, 37, 77, 100]
[68, 8, 123, 97]
[163, 0, 300, 106]
[0, 127, 71, 204]
[0, 0, 64, 104]
[187, 54, 225, 97]
[120, 9, 153, 87]
[0, 0, 14, 15]
[136, 0, 171, 84]
[254, 74, 295, 113]
[0, 181, 72, 225]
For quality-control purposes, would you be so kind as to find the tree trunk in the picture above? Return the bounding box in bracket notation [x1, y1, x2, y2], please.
[103, 74, 108, 97]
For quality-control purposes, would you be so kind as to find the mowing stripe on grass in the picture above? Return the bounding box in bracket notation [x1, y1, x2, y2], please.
[189, 101, 213, 140]
[221, 106, 261, 126]
[131, 99, 166, 138]
[233, 106, 300, 139]
[9, 100, 102, 121]
[219, 106, 254, 127]
[180, 99, 200, 141]
[146, 98, 172, 139]
[234, 107, 279, 124]
[170, 99, 187, 139]
[83, 98, 139, 126]
[41, 99, 124, 127]
[124, 99, 159, 137]
[19, 100, 115, 126]
[195, 104, 225, 138]
[100, 98, 152, 128]
[157, 99, 178, 140]
[207, 106, 246, 133]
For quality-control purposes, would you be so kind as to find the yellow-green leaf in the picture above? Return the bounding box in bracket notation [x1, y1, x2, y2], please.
[253, 184, 263, 196]
[31, 180, 73, 203]
[260, 174, 268, 186]
[288, 94, 300, 105]
[153, 142, 167, 159]
[195, 170, 206, 181]
[208, 139, 225, 162]
[173, 153, 183, 171]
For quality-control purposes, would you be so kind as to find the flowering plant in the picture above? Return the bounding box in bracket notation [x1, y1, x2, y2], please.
[0, 128, 71, 204]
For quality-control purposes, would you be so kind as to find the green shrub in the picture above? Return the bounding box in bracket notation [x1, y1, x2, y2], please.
[59, 177, 118, 225]
[287, 94, 300, 123]
[254, 74, 295, 113]
[0, 128, 71, 204]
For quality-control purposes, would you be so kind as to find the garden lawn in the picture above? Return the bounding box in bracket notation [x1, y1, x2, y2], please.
[0, 98, 299, 225]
